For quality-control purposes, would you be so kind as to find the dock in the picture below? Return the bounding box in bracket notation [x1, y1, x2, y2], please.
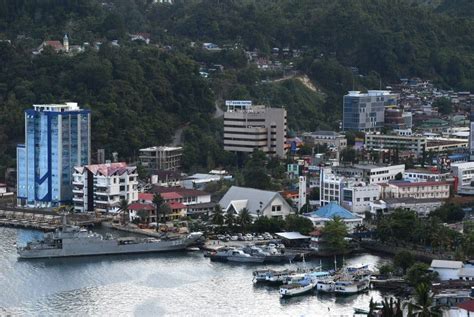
[0, 209, 104, 231]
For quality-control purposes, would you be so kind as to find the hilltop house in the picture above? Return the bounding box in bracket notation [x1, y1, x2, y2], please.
[219, 186, 293, 219]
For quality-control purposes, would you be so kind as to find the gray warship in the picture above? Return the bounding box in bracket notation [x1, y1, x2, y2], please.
[17, 225, 203, 259]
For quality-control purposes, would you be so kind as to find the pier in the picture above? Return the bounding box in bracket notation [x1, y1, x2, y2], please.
[0, 209, 104, 231]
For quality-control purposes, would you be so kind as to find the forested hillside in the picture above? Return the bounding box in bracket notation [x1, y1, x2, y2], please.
[0, 0, 472, 175]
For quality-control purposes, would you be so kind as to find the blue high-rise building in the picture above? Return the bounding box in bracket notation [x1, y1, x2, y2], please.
[17, 103, 91, 207]
[342, 90, 398, 132]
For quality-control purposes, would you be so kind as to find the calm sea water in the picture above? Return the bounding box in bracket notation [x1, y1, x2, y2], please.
[0, 227, 390, 316]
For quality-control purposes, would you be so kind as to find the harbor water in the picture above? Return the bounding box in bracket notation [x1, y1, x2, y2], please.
[1, 227, 390, 316]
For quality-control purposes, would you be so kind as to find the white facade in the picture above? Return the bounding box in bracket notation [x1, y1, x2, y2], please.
[219, 186, 293, 219]
[451, 162, 474, 192]
[403, 169, 451, 183]
[341, 183, 380, 215]
[365, 133, 427, 156]
[333, 164, 405, 184]
[297, 176, 307, 211]
[370, 198, 444, 217]
[430, 260, 464, 281]
[381, 181, 450, 200]
[72, 163, 138, 213]
[320, 168, 343, 206]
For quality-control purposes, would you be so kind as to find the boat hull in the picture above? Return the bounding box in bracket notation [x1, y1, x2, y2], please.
[18, 236, 201, 259]
[280, 283, 315, 298]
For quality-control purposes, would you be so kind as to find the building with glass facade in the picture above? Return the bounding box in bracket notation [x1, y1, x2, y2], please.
[17, 103, 91, 207]
[342, 90, 398, 131]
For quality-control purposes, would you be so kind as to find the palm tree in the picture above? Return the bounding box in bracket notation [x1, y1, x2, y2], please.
[159, 203, 171, 223]
[237, 208, 252, 232]
[212, 205, 224, 226]
[380, 297, 403, 317]
[403, 283, 441, 317]
[152, 193, 164, 223]
[119, 199, 129, 225]
[225, 211, 235, 228]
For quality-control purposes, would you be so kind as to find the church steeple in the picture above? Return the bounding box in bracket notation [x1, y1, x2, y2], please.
[63, 34, 69, 52]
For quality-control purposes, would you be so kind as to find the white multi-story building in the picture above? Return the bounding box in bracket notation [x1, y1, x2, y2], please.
[341, 182, 380, 215]
[365, 133, 427, 156]
[333, 164, 405, 184]
[370, 198, 444, 217]
[451, 161, 474, 194]
[403, 169, 451, 183]
[320, 168, 344, 206]
[302, 131, 347, 150]
[380, 181, 450, 200]
[470, 104, 474, 161]
[139, 146, 183, 171]
[72, 162, 138, 213]
[223, 100, 287, 157]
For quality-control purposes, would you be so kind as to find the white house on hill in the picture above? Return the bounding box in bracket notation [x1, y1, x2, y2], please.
[219, 186, 293, 219]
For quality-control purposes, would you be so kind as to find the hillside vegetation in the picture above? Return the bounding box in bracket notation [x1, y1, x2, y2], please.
[0, 0, 472, 175]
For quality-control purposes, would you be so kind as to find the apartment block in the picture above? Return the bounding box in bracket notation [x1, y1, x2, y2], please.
[342, 90, 397, 131]
[223, 100, 287, 157]
[17, 103, 91, 207]
[302, 131, 347, 150]
[72, 162, 138, 213]
[341, 183, 380, 215]
[332, 164, 405, 184]
[364, 133, 427, 156]
[380, 181, 450, 200]
[139, 146, 182, 171]
[403, 169, 451, 183]
[451, 161, 474, 193]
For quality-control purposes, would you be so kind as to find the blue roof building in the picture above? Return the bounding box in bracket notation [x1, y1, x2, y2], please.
[304, 202, 362, 233]
[307, 202, 359, 219]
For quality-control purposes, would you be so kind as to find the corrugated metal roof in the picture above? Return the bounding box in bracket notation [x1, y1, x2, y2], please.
[430, 260, 463, 269]
[275, 232, 310, 240]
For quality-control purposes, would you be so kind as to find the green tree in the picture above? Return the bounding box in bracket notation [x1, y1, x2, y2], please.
[394, 251, 415, 275]
[285, 214, 314, 235]
[404, 283, 441, 317]
[321, 217, 348, 252]
[406, 262, 438, 287]
[237, 208, 253, 232]
[432, 97, 453, 115]
[153, 193, 164, 223]
[159, 203, 171, 222]
[380, 297, 403, 317]
[378, 263, 394, 277]
[340, 148, 357, 163]
[225, 211, 236, 227]
[212, 205, 225, 226]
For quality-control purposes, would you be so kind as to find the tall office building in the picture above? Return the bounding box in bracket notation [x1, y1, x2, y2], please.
[139, 146, 183, 171]
[223, 100, 287, 157]
[342, 90, 397, 131]
[17, 103, 91, 207]
[470, 105, 474, 161]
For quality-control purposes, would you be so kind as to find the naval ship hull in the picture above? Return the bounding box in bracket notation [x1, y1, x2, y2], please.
[18, 236, 202, 259]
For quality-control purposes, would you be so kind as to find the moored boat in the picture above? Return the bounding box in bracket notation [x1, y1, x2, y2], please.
[279, 277, 316, 298]
[334, 270, 371, 295]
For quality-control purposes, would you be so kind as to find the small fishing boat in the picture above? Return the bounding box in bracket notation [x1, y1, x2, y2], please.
[354, 307, 369, 314]
[279, 277, 316, 298]
[334, 270, 371, 295]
